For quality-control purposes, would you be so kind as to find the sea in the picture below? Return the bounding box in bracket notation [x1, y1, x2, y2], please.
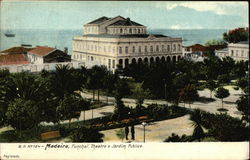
[0, 29, 228, 55]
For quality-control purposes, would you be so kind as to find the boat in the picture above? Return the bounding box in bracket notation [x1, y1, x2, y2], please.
[4, 30, 15, 37]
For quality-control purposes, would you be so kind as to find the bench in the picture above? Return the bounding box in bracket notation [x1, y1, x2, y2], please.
[41, 131, 61, 141]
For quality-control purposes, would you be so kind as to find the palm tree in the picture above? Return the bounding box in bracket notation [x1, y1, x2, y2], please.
[189, 109, 205, 142]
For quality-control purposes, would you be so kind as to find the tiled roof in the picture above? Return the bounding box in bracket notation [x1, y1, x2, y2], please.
[0, 54, 29, 66]
[87, 16, 111, 24]
[82, 34, 167, 38]
[186, 44, 207, 52]
[28, 46, 56, 56]
[109, 18, 143, 26]
[0, 47, 33, 54]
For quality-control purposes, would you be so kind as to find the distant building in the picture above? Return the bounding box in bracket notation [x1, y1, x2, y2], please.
[72, 16, 183, 71]
[215, 41, 249, 62]
[0, 46, 33, 55]
[27, 46, 71, 64]
[0, 54, 29, 66]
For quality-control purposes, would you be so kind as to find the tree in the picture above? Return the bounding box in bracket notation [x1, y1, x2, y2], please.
[204, 39, 226, 46]
[5, 98, 40, 137]
[51, 65, 76, 100]
[189, 109, 205, 141]
[113, 78, 131, 120]
[236, 77, 248, 93]
[103, 71, 118, 103]
[223, 28, 249, 43]
[236, 95, 249, 121]
[217, 74, 231, 85]
[179, 84, 199, 108]
[116, 128, 126, 142]
[205, 80, 217, 98]
[56, 94, 81, 127]
[71, 126, 104, 142]
[214, 87, 230, 109]
[133, 82, 149, 109]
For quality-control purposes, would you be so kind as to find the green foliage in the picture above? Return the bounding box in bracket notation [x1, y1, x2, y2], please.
[179, 84, 199, 108]
[189, 109, 205, 141]
[164, 133, 193, 142]
[236, 95, 249, 121]
[116, 128, 126, 142]
[204, 39, 226, 46]
[205, 80, 218, 98]
[223, 28, 249, 43]
[236, 77, 248, 91]
[215, 87, 230, 99]
[217, 74, 231, 84]
[5, 98, 40, 130]
[71, 126, 104, 142]
[147, 104, 170, 120]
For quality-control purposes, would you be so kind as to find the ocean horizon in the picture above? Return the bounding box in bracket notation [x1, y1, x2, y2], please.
[0, 28, 228, 54]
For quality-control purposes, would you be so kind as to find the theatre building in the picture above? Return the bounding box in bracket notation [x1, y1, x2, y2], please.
[72, 16, 183, 71]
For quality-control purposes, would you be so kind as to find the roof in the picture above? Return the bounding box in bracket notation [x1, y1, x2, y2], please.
[28, 46, 56, 56]
[186, 44, 207, 52]
[0, 54, 29, 66]
[0, 47, 33, 54]
[82, 34, 168, 38]
[236, 41, 249, 44]
[109, 18, 143, 26]
[87, 16, 111, 24]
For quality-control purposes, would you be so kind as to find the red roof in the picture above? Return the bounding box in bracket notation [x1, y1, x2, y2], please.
[28, 46, 56, 56]
[187, 44, 207, 52]
[0, 54, 30, 66]
[0, 47, 33, 54]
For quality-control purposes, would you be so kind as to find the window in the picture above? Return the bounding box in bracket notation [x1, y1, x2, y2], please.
[139, 46, 141, 53]
[132, 46, 135, 53]
[145, 46, 147, 53]
[156, 45, 159, 52]
[167, 45, 170, 52]
[120, 28, 123, 33]
[91, 56, 94, 61]
[150, 46, 153, 52]
[162, 45, 164, 52]
[129, 28, 132, 33]
[173, 44, 176, 52]
[112, 60, 115, 68]
[138, 29, 140, 34]
[125, 47, 128, 54]
[119, 47, 122, 54]
[108, 59, 111, 69]
[231, 50, 234, 56]
[241, 50, 244, 57]
[178, 44, 181, 51]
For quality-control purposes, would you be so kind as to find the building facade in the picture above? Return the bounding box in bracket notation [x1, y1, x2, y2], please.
[215, 41, 249, 62]
[72, 16, 183, 70]
[27, 46, 71, 64]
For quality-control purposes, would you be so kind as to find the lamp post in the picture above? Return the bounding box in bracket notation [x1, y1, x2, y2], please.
[141, 122, 147, 143]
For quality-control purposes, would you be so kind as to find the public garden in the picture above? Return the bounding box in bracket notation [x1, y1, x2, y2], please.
[0, 51, 249, 142]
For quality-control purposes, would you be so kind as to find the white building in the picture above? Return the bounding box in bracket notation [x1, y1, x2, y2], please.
[72, 16, 183, 71]
[215, 41, 249, 62]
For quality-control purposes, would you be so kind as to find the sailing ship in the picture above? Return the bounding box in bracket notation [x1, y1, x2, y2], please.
[4, 30, 15, 37]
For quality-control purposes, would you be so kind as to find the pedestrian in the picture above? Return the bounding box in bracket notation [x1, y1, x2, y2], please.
[131, 125, 135, 140]
[125, 126, 129, 140]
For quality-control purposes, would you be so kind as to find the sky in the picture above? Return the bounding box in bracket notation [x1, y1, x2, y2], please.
[0, 1, 249, 30]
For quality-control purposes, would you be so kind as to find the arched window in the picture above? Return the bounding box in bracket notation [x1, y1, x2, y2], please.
[120, 28, 123, 33]
[167, 45, 170, 52]
[178, 44, 181, 51]
[139, 46, 141, 53]
[173, 44, 176, 52]
[138, 29, 140, 33]
[145, 46, 147, 53]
